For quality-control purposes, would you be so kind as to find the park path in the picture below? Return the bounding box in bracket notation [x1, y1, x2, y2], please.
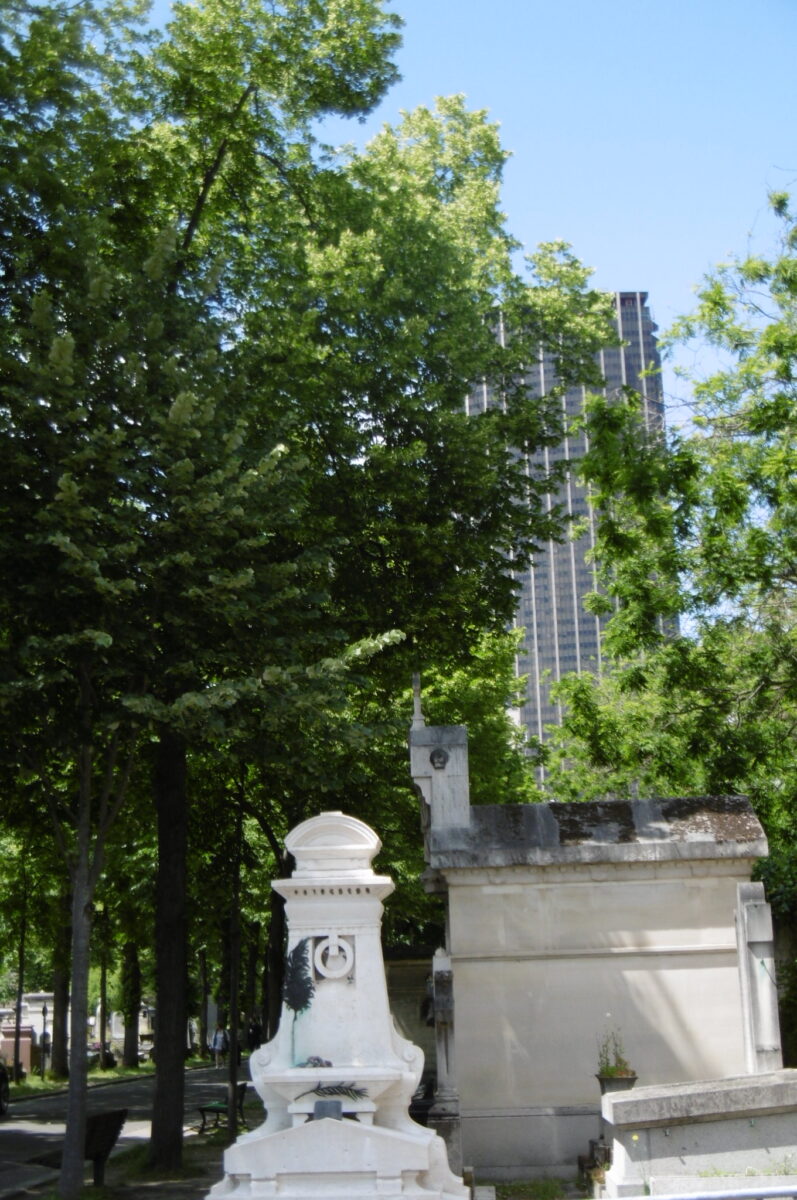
[0, 1064, 256, 1200]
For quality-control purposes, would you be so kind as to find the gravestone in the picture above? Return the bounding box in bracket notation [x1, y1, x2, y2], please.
[207, 811, 467, 1200]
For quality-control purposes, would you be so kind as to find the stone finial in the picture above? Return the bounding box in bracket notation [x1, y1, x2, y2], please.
[412, 671, 426, 730]
[285, 811, 382, 880]
[409, 724, 470, 833]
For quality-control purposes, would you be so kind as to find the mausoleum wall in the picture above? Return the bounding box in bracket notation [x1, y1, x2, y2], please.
[411, 716, 775, 1178]
[447, 857, 755, 1175]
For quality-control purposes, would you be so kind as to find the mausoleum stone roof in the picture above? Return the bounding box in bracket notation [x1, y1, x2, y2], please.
[428, 794, 767, 869]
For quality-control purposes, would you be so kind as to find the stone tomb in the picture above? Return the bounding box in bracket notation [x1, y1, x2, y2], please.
[411, 718, 778, 1179]
[208, 811, 467, 1200]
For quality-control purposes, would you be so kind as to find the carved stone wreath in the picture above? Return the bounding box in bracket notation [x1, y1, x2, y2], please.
[313, 935, 355, 980]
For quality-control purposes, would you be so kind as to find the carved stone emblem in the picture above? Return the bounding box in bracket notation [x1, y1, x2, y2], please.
[313, 935, 354, 980]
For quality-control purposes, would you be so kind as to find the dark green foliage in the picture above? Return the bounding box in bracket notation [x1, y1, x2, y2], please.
[757, 848, 797, 926]
[773, 957, 797, 1068]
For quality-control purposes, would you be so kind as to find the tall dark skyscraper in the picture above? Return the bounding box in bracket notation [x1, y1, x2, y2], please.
[467, 292, 664, 743]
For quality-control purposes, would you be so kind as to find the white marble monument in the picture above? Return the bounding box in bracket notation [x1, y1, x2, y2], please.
[208, 811, 468, 1200]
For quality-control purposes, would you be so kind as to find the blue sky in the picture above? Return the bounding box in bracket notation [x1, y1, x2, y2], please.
[156, 0, 797, 412]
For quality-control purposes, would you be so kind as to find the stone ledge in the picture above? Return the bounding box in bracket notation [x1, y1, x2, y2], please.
[603, 1071, 797, 1129]
[410, 725, 469, 747]
[649, 1176, 797, 1195]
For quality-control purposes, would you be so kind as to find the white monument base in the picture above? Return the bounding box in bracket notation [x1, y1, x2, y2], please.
[210, 1112, 466, 1198]
[206, 813, 467, 1200]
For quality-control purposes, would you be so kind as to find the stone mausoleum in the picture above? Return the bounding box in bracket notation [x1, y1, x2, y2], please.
[410, 709, 781, 1180]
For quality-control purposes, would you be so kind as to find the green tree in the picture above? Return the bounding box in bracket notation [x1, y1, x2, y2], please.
[1, 0, 402, 1187]
[1, 0, 614, 1188]
[543, 192, 797, 853]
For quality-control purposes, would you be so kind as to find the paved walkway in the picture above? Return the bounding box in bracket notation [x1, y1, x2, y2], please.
[0, 1066, 252, 1200]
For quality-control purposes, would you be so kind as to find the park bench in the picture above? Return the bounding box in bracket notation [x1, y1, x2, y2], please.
[85, 1108, 128, 1184]
[32, 1108, 127, 1185]
[198, 1080, 247, 1132]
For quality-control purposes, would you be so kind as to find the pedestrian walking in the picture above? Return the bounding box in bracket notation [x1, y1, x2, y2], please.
[210, 1023, 228, 1068]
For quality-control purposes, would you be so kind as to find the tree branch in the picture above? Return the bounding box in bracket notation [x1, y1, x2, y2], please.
[241, 794, 284, 863]
[172, 82, 257, 284]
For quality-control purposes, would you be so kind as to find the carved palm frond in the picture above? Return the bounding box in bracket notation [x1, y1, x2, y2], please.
[283, 937, 315, 1016]
[294, 1082, 368, 1102]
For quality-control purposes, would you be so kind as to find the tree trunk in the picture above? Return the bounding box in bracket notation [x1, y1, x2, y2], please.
[98, 923, 108, 1070]
[265, 864, 287, 1040]
[13, 888, 26, 1083]
[226, 797, 242, 1139]
[57, 680, 130, 1198]
[217, 913, 231, 1027]
[51, 887, 72, 1079]
[58, 814, 93, 1199]
[198, 948, 209, 1059]
[244, 921, 260, 1033]
[121, 941, 142, 1069]
[227, 939, 240, 1139]
[149, 730, 188, 1170]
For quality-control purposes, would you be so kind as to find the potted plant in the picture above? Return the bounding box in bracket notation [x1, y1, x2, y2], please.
[596, 1027, 637, 1094]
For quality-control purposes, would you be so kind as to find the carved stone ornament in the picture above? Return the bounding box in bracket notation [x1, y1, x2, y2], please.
[313, 935, 354, 980]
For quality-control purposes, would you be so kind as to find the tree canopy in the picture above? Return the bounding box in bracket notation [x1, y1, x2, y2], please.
[1, 1, 616, 1192]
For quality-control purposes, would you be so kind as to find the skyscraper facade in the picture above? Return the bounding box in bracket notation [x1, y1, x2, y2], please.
[466, 292, 664, 743]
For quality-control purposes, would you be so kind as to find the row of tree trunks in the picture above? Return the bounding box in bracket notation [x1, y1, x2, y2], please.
[149, 731, 188, 1171]
[24, 729, 286, 1184]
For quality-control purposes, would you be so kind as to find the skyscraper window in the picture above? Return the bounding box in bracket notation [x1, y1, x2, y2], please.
[467, 292, 664, 749]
